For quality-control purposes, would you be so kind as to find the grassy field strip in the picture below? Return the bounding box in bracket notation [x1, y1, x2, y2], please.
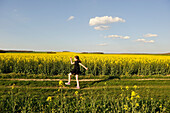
[1, 85, 170, 90]
[1, 78, 102, 81]
[1, 78, 170, 81]
[124, 78, 170, 80]
[83, 85, 170, 90]
[2, 78, 170, 81]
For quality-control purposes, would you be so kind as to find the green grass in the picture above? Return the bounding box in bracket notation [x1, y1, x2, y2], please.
[0, 79, 170, 87]
[0, 73, 170, 79]
[0, 78, 170, 99]
[0, 83, 169, 112]
[92, 80, 170, 86]
[0, 74, 170, 112]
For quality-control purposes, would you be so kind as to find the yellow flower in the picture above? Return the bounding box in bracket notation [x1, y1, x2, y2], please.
[124, 105, 128, 110]
[126, 97, 129, 100]
[136, 95, 140, 98]
[133, 85, 137, 89]
[12, 84, 15, 89]
[75, 91, 78, 96]
[131, 91, 136, 97]
[159, 105, 162, 108]
[136, 103, 139, 107]
[120, 86, 123, 90]
[59, 80, 63, 86]
[151, 98, 153, 100]
[126, 86, 129, 90]
[46, 96, 52, 101]
[80, 96, 84, 100]
[131, 97, 133, 100]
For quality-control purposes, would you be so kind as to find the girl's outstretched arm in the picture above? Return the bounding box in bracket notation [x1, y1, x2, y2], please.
[79, 63, 88, 70]
[70, 57, 75, 64]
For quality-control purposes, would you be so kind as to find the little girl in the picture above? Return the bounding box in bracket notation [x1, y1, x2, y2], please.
[65, 56, 88, 89]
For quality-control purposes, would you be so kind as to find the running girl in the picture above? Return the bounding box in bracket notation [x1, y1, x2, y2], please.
[65, 56, 88, 89]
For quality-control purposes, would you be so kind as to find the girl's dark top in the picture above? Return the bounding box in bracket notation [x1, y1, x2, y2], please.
[71, 61, 81, 75]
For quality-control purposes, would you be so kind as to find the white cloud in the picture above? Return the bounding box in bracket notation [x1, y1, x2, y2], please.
[94, 25, 110, 30]
[104, 35, 130, 39]
[143, 33, 158, 37]
[97, 43, 108, 46]
[67, 16, 75, 21]
[89, 16, 125, 26]
[136, 39, 154, 43]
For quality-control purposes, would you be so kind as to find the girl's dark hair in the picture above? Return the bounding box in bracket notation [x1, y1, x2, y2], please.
[74, 56, 81, 62]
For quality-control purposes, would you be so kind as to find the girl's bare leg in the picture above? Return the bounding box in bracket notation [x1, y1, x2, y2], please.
[68, 73, 72, 83]
[76, 74, 80, 88]
[65, 73, 72, 85]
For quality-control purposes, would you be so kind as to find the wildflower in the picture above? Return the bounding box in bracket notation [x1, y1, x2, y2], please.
[46, 96, 52, 101]
[126, 86, 129, 90]
[80, 96, 84, 100]
[136, 103, 139, 107]
[75, 91, 78, 96]
[131, 91, 136, 97]
[104, 82, 107, 85]
[151, 98, 153, 100]
[12, 84, 15, 89]
[126, 97, 129, 100]
[52, 109, 55, 113]
[131, 97, 133, 100]
[133, 85, 137, 89]
[120, 86, 123, 90]
[136, 95, 140, 98]
[59, 80, 63, 86]
[124, 105, 128, 110]
[159, 105, 162, 108]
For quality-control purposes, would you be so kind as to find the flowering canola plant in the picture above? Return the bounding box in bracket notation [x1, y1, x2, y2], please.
[0, 52, 169, 76]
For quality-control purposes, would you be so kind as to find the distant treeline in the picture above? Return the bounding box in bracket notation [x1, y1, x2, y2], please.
[0, 49, 59, 53]
[81, 52, 104, 54]
[0, 50, 169, 55]
[0, 50, 34, 53]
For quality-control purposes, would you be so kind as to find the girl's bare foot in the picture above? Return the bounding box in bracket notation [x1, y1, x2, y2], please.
[76, 86, 80, 89]
[65, 82, 70, 85]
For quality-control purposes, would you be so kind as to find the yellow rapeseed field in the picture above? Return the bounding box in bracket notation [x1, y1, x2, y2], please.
[0, 52, 169, 75]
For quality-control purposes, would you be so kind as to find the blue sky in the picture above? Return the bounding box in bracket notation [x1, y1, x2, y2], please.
[0, 0, 170, 53]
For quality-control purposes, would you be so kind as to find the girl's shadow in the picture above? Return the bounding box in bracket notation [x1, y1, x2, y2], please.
[81, 76, 121, 88]
[91, 76, 121, 85]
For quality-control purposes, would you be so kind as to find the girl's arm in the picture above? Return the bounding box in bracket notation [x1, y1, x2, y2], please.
[70, 57, 75, 64]
[79, 63, 88, 70]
